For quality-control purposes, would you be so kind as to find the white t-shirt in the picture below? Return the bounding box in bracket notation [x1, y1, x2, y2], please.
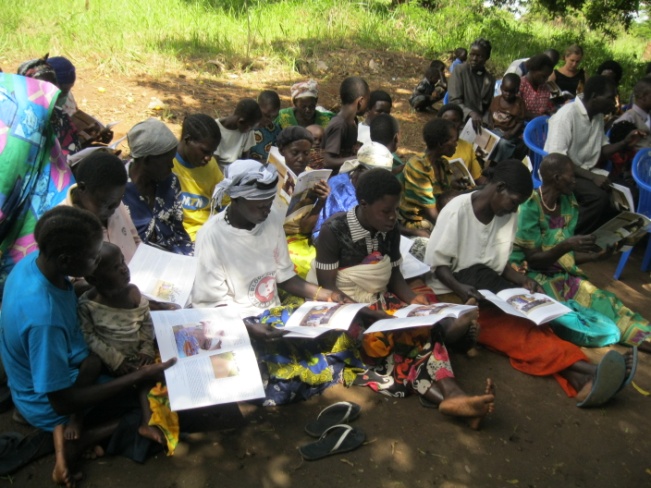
[504, 58, 528, 77]
[214, 120, 256, 168]
[424, 192, 518, 294]
[190, 205, 296, 317]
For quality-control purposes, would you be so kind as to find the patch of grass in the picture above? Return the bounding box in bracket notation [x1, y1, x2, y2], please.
[0, 0, 648, 93]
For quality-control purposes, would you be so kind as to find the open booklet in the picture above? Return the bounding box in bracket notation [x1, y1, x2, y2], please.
[592, 211, 651, 252]
[459, 119, 501, 160]
[479, 288, 571, 325]
[399, 236, 431, 279]
[280, 301, 370, 339]
[610, 183, 635, 213]
[364, 302, 478, 334]
[67, 135, 126, 168]
[152, 307, 264, 411]
[128, 244, 197, 307]
[447, 158, 475, 186]
[267, 147, 332, 218]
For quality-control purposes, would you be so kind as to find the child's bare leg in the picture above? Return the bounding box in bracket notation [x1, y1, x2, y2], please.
[53, 424, 76, 487]
[136, 384, 166, 447]
[64, 355, 102, 441]
[436, 377, 495, 430]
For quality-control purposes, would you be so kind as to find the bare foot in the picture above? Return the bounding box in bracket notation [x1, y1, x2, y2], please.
[441, 308, 479, 345]
[52, 425, 81, 488]
[64, 414, 83, 441]
[438, 379, 495, 430]
[81, 445, 105, 460]
[138, 425, 166, 448]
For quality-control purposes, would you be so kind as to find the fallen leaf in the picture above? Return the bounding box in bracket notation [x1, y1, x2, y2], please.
[506, 480, 519, 484]
[340, 458, 354, 467]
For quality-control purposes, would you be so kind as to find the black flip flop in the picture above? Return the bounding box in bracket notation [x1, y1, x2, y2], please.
[299, 424, 366, 461]
[305, 401, 361, 438]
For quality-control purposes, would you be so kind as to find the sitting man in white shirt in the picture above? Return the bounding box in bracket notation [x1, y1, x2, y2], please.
[544, 75, 643, 233]
[615, 77, 651, 149]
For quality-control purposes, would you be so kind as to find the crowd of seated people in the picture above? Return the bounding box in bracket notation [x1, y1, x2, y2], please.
[1, 42, 650, 486]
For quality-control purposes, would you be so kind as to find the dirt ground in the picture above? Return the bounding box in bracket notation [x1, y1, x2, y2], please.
[2, 50, 651, 488]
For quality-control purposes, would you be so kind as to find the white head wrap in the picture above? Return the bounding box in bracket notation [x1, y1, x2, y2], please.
[340, 142, 394, 174]
[212, 159, 278, 208]
[127, 118, 178, 159]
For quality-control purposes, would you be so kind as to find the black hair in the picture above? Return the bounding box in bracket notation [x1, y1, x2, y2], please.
[369, 89, 392, 108]
[370, 114, 399, 147]
[276, 126, 314, 150]
[35, 206, 103, 259]
[340, 76, 370, 105]
[543, 49, 560, 65]
[258, 90, 281, 108]
[525, 54, 555, 73]
[596, 60, 623, 85]
[470, 38, 492, 59]
[609, 121, 637, 144]
[423, 118, 454, 150]
[485, 159, 533, 196]
[633, 77, 651, 100]
[583, 75, 616, 101]
[502, 73, 521, 88]
[234, 98, 262, 122]
[429, 60, 446, 71]
[356, 168, 402, 205]
[454, 48, 467, 58]
[182, 113, 221, 145]
[437, 103, 463, 120]
[425, 66, 440, 80]
[75, 152, 127, 192]
[539, 153, 573, 183]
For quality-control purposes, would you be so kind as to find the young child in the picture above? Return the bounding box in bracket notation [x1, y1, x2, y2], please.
[306, 124, 325, 169]
[409, 61, 447, 112]
[358, 89, 393, 146]
[609, 120, 638, 186]
[215, 98, 262, 171]
[173, 114, 224, 241]
[369, 113, 403, 174]
[489, 73, 527, 161]
[78, 243, 167, 447]
[321, 76, 370, 171]
[449, 47, 468, 73]
[250, 90, 282, 162]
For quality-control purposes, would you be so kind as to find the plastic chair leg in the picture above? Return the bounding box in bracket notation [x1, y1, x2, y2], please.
[613, 249, 632, 280]
[641, 238, 651, 272]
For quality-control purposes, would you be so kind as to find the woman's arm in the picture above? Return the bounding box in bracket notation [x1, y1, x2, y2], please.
[298, 180, 329, 235]
[521, 235, 596, 270]
[435, 265, 484, 302]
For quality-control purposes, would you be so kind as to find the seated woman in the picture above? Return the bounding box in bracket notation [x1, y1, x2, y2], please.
[61, 152, 140, 264]
[510, 153, 651, 348]
[314, 168, 494, 429]
[519, 54, 556, 120]
[398, 118, 470, 236]
[190, 160, 365, 405]
[276, 80, 334, 129]
[549, 44, 586, 99]
[425, 159, 634, 407]
[172, 114, 225, 241]
[312, 142, 394, 240]
[123, 119, 193, 255]
[276, 127, 329, 278]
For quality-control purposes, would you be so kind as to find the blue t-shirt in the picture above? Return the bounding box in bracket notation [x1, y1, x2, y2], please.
[0, 253, 88, 431]
[312, 173, 357, 241]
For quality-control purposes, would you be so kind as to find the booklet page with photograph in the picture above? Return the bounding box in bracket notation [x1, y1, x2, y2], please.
[281, 301, 370, 338]
[478, 288, 571, 325]
[364, 302, 478, 334]
[592, 211, 651, 252]
[399, 236, 431, 279]
[128, 244, 197, 307]
[459, 119, 501, 160]
[152, 307, 264, 411]
[447, 158, 475, 187]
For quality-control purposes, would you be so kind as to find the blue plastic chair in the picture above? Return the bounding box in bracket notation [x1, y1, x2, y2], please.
[613, 148, 651, 279]
[522, 115, 550, 189]
[442, 91, 449, 105]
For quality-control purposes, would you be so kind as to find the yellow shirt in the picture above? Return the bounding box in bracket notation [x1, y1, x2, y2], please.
[172, 154, 227, 241]
[444, 139, 483, 180]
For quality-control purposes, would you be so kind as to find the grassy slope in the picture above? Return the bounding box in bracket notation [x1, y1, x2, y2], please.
[1, 0, 648, 93]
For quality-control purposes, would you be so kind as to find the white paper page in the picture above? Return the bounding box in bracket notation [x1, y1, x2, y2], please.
[493, 288, 571, 325]
[478, 289, 528, 320]
[459, 119, 477, 144]
[592, 212, 651, 251]
[399, 236, 430, 279]
[128, 244, 197, 307]
[282, 301, 369, 338]
[448, 158, 475, 186]
[364, 303, 477, 334]
[151, 307, 264, 410]
[610, 183, 635, 212]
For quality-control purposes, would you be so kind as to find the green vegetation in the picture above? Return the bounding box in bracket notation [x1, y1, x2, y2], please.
[1, 0, 648, 92]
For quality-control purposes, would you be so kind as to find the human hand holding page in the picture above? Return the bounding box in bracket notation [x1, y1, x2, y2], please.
[152, 307, 264, 411]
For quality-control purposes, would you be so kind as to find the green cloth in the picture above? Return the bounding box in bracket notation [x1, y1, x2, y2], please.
[276, 107, 333, 129]
[511, 192, 650, 346]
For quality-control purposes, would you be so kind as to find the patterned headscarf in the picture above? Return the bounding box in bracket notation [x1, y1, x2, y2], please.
[340, 142, 394, 174]
[212, 159, 278, 207]
[291, 80, 319, 101]
[127, 118, 178, 159]
[17, 54, 57, 84]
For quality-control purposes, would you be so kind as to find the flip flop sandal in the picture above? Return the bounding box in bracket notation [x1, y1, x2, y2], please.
[298, 424, 366, 461]
[304, 401, 361, 438]
[617, 346, 638, 393]
[418, 396, 439, 409]
[577, 350, 626, 408]
[352, 369, 395, 390]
